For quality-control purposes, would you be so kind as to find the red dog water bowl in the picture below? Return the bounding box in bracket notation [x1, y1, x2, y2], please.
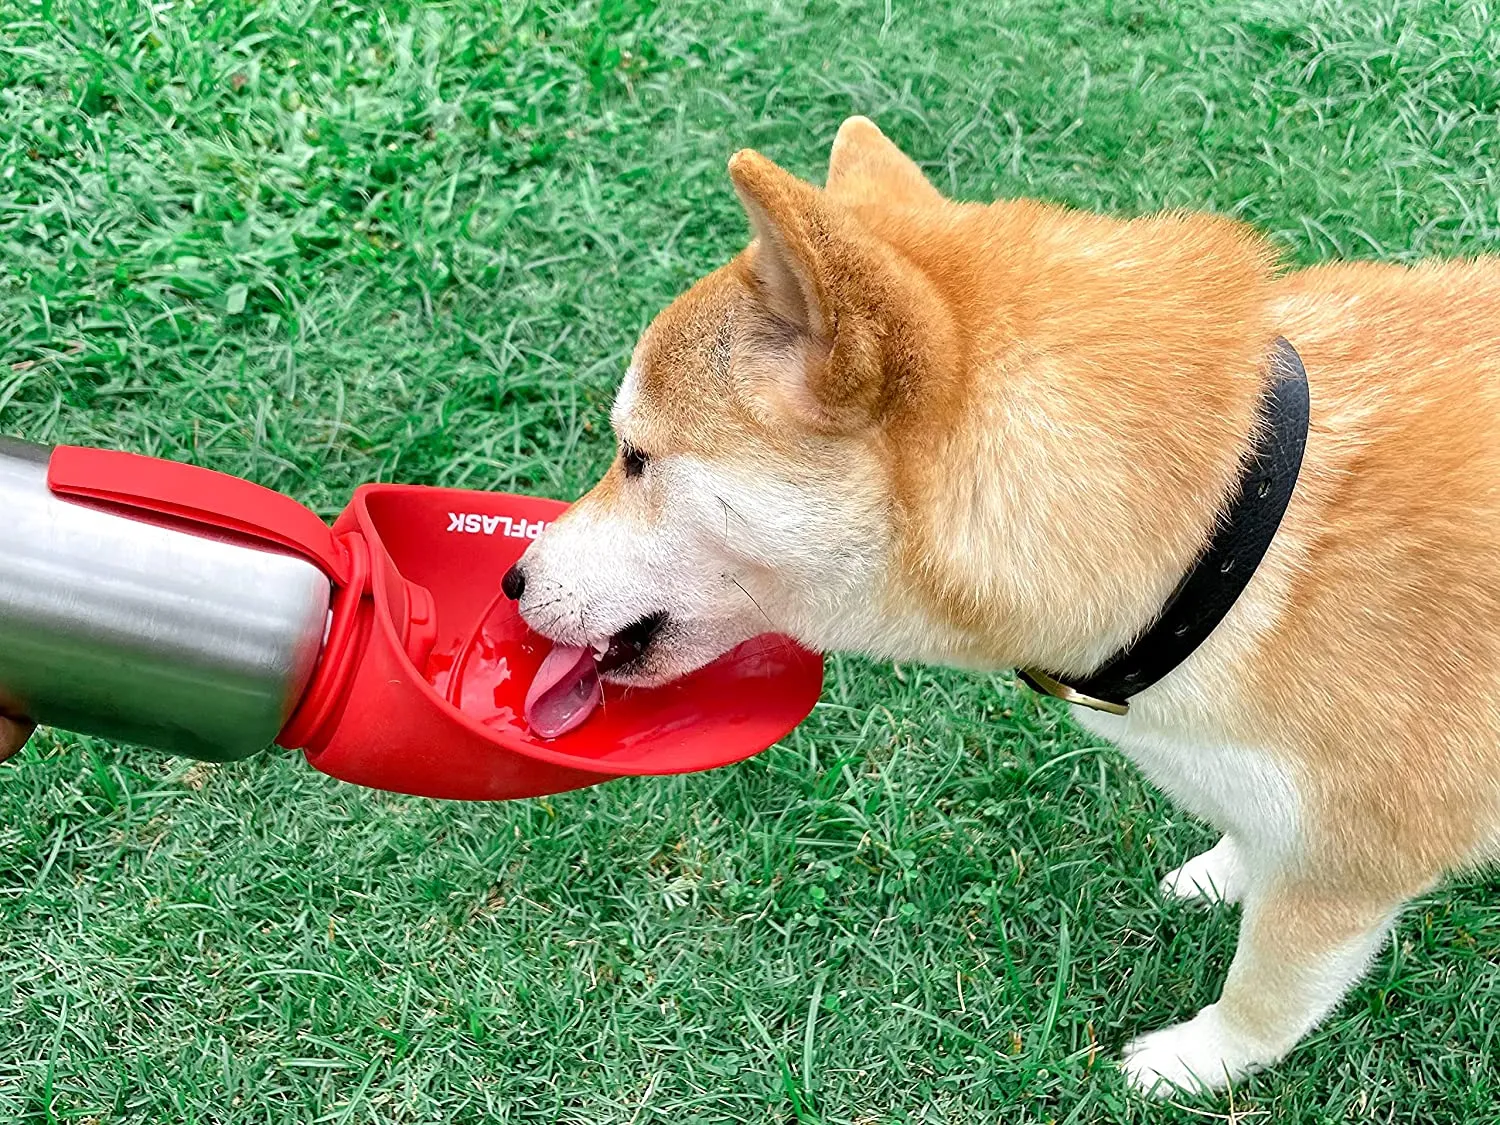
[47, 447, 825, 800]
[289, 484, 824, 799]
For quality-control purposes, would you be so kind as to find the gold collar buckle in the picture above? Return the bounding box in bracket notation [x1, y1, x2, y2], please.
[1018, 668, 1130, 716]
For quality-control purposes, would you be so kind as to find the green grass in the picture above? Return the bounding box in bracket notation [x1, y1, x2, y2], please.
[3, 0, 1500, 1120]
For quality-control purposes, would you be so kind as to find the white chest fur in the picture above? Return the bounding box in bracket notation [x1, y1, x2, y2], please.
[1073, 701, 1304, 871]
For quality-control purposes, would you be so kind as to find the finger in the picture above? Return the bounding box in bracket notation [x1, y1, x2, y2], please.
[0, 717, 36, 763]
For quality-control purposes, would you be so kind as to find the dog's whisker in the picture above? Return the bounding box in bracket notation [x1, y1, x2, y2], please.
[728, 575, 775, 632]
[715, 494, 751, 546]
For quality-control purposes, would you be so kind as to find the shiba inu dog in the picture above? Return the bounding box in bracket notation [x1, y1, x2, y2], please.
[505, 116, 1500, 1093]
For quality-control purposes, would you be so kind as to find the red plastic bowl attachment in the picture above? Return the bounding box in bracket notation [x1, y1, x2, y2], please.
[284, 485, 825, 800]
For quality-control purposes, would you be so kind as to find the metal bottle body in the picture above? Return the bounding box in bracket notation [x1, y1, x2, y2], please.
[0, 439, 330, 761]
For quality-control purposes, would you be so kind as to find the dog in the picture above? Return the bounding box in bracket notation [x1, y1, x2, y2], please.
[506, 116, 1500, 1093]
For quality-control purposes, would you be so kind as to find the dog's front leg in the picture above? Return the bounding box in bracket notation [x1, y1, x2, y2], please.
[1122, 877, 1405, 1095]
[1160, 835, 1248, 904]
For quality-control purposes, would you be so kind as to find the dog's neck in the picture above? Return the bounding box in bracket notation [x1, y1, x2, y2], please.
[1021, 339, 1310, 712]
[881, 202, 1284, 676]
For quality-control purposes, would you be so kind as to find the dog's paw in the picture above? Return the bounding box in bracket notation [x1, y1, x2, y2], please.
[1160, 836, 1244, 905]
[1121, 1005, 1265, 1096]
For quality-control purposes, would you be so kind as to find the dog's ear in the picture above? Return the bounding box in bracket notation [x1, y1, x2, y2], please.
[727, 149, 835, 339]
[727, 149, 892, 430]
[826, 116, 940, 204]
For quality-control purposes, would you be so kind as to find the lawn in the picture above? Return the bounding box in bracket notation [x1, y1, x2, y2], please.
[4, 0, 1500, 1121]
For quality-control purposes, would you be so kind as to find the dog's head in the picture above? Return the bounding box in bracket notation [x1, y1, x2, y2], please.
[507, 118, 961, 685]
[510, 118, 1278, 687]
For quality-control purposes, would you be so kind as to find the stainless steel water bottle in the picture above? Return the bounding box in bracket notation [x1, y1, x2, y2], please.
[0, 437, 331, 761]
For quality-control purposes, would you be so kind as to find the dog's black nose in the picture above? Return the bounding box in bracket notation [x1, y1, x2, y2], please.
[501, 564, 526, 601]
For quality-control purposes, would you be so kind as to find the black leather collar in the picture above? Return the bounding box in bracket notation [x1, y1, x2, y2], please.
[1019, 336, 1310, 715]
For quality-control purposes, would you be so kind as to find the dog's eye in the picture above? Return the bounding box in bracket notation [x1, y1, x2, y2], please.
[621, 443, 649, 479]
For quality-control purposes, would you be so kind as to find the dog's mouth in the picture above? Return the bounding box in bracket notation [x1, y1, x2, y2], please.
[523, 612, 668, 738]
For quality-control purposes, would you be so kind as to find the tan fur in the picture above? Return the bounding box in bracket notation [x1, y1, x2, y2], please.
[529, 116, 1500, 1088]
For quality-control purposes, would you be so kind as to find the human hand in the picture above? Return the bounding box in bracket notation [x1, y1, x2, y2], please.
[0, 715, 35, 762]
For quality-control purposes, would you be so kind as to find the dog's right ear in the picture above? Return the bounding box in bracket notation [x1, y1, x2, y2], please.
[826, 116, 941, 205]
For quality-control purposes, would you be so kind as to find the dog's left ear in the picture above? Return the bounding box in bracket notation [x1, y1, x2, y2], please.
[727, 149, 839, 339]
[727, 149, 894, 430]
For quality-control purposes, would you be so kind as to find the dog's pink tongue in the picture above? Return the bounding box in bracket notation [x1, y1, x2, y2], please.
[524, 644, 601, 739]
